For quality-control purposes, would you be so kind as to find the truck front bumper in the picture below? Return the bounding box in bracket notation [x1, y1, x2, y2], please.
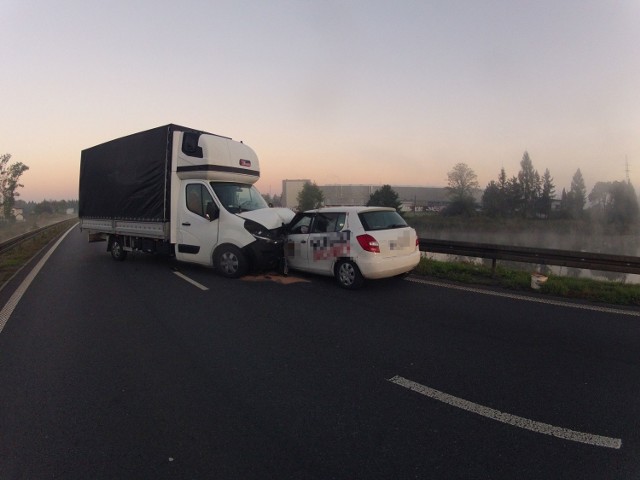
[244, 238, 285, 272]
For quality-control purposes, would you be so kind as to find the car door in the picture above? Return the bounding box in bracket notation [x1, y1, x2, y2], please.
[176, 182, 220, 266]
[306, 212, 348, 274]
[285, 212, 314, 271]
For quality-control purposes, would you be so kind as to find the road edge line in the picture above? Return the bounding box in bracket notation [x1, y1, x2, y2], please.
[0, 224, 76, 334]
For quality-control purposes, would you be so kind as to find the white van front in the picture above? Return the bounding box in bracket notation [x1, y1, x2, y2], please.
[176, 180, 294, 276]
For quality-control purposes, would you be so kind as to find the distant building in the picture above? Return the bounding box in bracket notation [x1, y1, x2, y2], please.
[282, 181, 482, 211]
[320, 184, 456, 210]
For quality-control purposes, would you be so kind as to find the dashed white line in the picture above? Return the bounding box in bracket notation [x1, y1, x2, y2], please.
[388, 375, 622, 449]
[173, 271, 209, 291]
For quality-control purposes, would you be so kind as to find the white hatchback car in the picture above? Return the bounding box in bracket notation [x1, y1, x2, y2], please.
[284, 206, 420, 289]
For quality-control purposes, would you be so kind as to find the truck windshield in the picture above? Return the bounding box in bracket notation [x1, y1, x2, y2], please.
[211, 182, 269, 213]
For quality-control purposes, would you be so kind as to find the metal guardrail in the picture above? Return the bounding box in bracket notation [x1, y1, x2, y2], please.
[419, 238, 640, 275]
[0, 218, 77, 255]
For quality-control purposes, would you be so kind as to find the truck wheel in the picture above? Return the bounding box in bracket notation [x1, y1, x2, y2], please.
[335, 260, 364, 289]
[110, 238, 127, 261]
[215, 245, 247, 278]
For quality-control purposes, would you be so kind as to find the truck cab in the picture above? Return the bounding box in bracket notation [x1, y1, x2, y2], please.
[171, 130, 294, 277]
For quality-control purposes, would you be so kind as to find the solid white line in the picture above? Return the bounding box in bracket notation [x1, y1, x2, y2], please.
[406, 276, 640, 317]
[173, 271, 209, 291]
[388, 375, 622, 450]
[0, 224, 76, 334]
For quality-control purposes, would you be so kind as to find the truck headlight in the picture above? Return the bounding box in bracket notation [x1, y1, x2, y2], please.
[244, 219, 274, 242]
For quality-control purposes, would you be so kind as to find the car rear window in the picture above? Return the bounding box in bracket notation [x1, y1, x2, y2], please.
[358, 210, 408, 231]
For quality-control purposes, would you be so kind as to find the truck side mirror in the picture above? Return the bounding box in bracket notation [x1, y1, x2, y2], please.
[206, 202, 219, 221]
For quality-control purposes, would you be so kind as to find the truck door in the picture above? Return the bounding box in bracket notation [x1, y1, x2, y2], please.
[176, 182, 220, 266]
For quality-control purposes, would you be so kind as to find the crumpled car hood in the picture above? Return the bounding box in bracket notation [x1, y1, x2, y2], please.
[237, 207, 295, 229]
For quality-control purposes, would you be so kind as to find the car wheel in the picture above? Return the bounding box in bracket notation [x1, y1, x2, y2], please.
[110, 237, 127, 261]
[335, 260, 364, 289]
[215, 245, 247, 278]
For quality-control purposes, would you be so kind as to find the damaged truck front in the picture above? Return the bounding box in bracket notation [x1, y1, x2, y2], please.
[79, 124, 294, 277]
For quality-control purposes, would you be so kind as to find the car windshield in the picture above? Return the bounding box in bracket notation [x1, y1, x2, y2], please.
[210, 182, 269, 213]
[358, 210, 408, 231]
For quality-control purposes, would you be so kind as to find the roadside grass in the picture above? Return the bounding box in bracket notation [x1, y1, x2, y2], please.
[414, 257, 640, 307]
[0, 220, 76, 288]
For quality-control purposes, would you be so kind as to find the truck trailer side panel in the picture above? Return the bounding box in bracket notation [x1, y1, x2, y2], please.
[80, 125, 175, 221]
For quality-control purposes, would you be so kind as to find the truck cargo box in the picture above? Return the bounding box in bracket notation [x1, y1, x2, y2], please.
[79, 124, 206, 221]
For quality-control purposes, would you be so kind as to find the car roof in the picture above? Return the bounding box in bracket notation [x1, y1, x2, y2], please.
[302, 206, 396, 214]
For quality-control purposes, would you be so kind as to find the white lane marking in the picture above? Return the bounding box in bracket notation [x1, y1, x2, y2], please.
[173, 271, 209, 291]
[0, 224, 76, 334]
[388, 375, 622, 449]
[406, 276, 640, 317]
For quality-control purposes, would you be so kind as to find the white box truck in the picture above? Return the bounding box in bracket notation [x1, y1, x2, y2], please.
[79, 124, 295, 277]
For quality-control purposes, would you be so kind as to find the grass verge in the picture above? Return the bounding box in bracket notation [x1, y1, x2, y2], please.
[0, 220, 76, 288]
[414, 257, 640, 307]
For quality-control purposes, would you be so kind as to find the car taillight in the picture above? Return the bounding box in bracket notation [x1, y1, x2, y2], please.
[356, 234, 380, 253]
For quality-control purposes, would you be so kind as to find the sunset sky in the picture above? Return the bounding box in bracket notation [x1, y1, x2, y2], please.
[2, 0, 639, 202]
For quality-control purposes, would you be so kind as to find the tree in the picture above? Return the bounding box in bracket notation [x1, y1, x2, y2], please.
[482, 167, 511, 217]
[367, 184, 402, 212]
[481, 180, 502, 217]
[607, 181, 639, 228]
[34, 200, 54, 215]
[296, 181, 324, 211]
[588, 181, 613, 221]
[445, 163, 479, 216]
[446, 163, 479, 201]
[0, 153, 29, 220]
[567, 168, 587, 218]
[537, 169, 555, 218]
[517, 151, 541, 218]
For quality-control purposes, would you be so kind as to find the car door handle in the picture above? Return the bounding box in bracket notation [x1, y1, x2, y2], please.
[182, 222, 191, 226]
[300, 240, 307, 244]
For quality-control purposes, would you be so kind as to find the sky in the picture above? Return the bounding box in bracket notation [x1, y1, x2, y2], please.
[2, 0, 639, 201]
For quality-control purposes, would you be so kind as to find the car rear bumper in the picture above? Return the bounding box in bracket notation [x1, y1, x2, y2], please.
[356, 250, 421, 279]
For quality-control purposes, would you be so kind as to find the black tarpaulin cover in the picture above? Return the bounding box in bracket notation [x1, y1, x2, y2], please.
[79, 125, 199, 221]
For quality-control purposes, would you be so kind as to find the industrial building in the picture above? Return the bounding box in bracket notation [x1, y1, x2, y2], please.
[281, 180, 457, 211]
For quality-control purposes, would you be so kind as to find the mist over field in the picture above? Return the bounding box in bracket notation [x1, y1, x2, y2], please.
[410, 216, 640, 283]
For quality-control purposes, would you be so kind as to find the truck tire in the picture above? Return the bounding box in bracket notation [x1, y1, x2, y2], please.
[110, 237, 127, 261]
[215, 245, 247, 278]
[335, 260, 364, 289]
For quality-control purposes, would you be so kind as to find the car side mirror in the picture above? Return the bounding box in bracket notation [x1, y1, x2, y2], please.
[206, 202, 219, 221]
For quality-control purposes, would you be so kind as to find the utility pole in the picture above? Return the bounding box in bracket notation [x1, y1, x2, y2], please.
[625, 156, 631, 184]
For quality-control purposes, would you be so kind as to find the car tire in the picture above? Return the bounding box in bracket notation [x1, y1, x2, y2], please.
[110, 237, 127, 261]
[335, 260, 364, 289]
[215, 245, 247, 278]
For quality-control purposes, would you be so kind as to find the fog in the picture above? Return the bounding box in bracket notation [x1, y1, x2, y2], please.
[414, 219, 640, 284]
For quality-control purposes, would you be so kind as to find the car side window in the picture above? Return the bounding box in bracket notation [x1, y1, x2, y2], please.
[311, 213, 345, 233]
[186, 184, 214, 219]
[288, 213, 314, 234]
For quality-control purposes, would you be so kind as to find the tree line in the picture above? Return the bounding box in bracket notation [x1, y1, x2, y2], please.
[16, 199, 79, 215]
[293, 151, 639, 230]
[446, 152, 639, 228]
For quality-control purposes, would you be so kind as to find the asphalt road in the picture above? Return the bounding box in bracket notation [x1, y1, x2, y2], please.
[1, 225, 639, 479]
